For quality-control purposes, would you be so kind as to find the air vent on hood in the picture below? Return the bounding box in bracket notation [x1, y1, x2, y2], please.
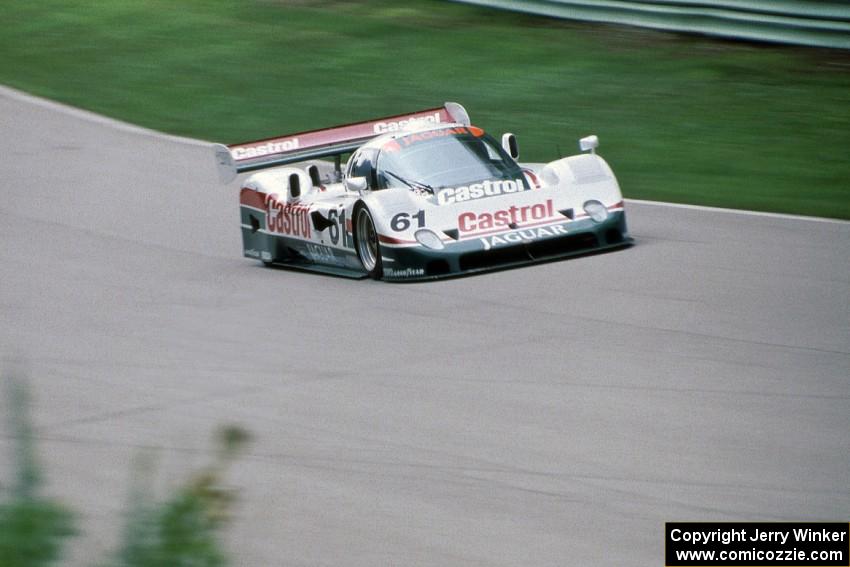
[568, 155, 607, 184]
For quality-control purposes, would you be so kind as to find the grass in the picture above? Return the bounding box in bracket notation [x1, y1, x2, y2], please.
[1, 0, 849, 218]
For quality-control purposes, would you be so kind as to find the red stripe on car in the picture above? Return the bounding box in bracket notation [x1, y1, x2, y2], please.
[377, 234, 416, 245]
[523, 169, 542, 189]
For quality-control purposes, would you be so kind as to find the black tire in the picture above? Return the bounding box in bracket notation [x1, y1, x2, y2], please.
[353, 205, 383, 279]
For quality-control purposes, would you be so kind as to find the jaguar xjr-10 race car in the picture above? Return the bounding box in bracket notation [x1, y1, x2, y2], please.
[213, 103, 631, 281]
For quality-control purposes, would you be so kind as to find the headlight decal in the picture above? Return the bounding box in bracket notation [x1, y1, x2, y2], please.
[583, 200, 609, 223]
[414, 229, 445, 250]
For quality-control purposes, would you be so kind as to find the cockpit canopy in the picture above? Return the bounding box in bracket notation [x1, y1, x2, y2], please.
[345, 126, 524, 193]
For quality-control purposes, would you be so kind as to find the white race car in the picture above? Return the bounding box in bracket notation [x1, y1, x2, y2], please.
[213, 102, 631, 281]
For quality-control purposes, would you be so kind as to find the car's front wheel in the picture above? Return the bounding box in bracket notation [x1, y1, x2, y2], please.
[354, 205, 383, 280]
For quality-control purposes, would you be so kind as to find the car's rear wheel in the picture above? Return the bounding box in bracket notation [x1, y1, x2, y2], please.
[354, 205, 383, 279]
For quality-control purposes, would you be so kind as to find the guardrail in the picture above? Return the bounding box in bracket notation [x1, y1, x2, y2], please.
[449, 0, 850, 49]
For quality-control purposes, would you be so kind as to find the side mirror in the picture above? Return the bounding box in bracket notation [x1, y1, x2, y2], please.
[501, 133, 519, 159]
[345, 176, 368, 193]
[579, 135, 599, 154]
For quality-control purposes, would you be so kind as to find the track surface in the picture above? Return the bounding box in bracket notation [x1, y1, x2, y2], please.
[1, 88, 848, 566]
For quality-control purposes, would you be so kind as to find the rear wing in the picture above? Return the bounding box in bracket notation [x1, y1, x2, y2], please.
[213, 102, 470, 183]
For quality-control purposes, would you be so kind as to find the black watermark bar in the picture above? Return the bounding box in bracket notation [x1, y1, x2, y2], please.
[666, 522, 849, 566]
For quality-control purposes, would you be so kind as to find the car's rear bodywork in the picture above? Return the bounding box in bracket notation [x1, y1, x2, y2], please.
[214, 103, 631, 281]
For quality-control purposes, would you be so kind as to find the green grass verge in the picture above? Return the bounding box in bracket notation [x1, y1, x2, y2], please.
[2, 0, 849, 218]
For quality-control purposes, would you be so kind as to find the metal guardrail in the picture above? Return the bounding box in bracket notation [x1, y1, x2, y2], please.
[449, 0, 850, 49]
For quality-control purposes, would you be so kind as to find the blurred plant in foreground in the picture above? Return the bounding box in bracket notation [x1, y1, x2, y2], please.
[0, 369, 75, 567]
[107, 425, 252, 567]
[1, 364, 252, 567]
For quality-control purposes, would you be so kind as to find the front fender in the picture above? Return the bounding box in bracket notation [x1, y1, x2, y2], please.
[358, 188, 431, 239]
[541, 154, 624, 205]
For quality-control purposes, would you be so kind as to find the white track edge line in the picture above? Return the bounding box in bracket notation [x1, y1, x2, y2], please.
[625, 199, 849, 225]
[3, 84, 847, 225]
[0, 84, 209, 148]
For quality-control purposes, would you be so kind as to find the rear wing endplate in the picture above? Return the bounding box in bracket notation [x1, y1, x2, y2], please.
[213, 102, 470, 183]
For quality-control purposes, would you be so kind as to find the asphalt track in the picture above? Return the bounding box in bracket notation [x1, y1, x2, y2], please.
[1, 87, 848, 566]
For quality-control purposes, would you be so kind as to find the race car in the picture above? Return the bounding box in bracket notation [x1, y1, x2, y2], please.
[213, 102, 631, 281]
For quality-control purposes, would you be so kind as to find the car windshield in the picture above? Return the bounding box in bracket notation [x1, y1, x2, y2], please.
[377, 126, 524, 190]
